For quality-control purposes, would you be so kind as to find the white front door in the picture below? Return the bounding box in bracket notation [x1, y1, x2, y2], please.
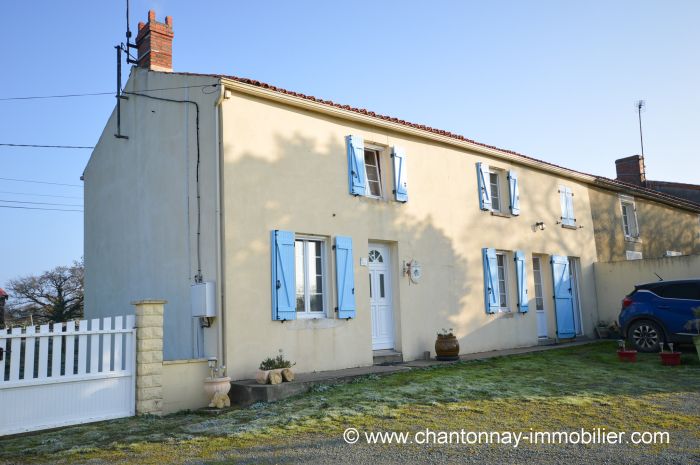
[532, 257, 548, 338]
[369, 244, 394, 350]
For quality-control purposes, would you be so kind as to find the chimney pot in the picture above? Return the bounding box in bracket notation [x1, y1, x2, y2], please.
[136, 10, 174, 72]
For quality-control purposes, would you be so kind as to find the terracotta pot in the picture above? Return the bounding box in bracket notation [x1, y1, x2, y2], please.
[204, 376, 231, 408]
[435, 334, 459, 361]
[659, 352, 681, 366]
[617, 350, 637, 363]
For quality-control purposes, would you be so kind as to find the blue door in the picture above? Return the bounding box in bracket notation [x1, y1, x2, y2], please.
[551, 255, 576, 339]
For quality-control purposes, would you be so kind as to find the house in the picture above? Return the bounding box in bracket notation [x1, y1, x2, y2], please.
[84, 10, 698, 384]
[614, 155, 700, 206]
[589, 168, 700, 262]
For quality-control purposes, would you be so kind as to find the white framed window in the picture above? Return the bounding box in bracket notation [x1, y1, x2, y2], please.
[295, 236, 328, 317]
[364, 148, 383, 198]
[496, 252, 510, 310]
[626, 250, 643, 260]
[489, 172, 502, 212]
[532, 257, 545, 311]
[620, 197, 639, 239]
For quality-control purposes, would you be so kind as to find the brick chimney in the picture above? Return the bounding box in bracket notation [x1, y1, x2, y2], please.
[615, 155, 646, 186]
[136, 10, 173, 72]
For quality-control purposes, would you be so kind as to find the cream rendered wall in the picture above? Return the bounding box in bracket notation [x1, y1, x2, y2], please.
[162, 359, 211, 413]
[594, 255, 700, 323]
[589, 187, 700, 262]
[84, 68, 221, 361]
[220, 91, 600, 380]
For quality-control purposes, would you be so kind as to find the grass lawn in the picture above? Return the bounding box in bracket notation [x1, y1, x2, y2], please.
[1, 341, 698, 464]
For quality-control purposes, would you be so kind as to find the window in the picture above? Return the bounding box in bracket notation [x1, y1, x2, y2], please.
[625, 250, 643, 260]
[364, 149, 382, 197]
[620, 198, 639, 239]
[653, 283, 700, 300]
[489, 172, 502, 212]
[532, 257, 545, 311]
[496, 252, 509, 309]
[294, 237, 327, 316]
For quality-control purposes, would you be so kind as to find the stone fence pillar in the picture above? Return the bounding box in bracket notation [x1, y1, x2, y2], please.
[132, 299, 167, 416]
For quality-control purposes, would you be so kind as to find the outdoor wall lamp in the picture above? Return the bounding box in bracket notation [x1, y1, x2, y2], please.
[535, 221, 546, 231]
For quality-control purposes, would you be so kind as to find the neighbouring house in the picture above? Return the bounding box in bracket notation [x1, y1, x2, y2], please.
[614, 154, 700, 206]
[84, 10, 699, 391]
[589, 177, 700, 262]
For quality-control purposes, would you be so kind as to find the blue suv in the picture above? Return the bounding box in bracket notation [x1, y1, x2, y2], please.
[618, 279, 700, 352]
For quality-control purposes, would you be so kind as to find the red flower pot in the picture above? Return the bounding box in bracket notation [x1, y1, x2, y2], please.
[617, 350, 637, 362]
[660, 352, 681, 366]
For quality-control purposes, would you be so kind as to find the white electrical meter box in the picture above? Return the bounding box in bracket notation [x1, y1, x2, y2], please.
[191, 281, 216, 318]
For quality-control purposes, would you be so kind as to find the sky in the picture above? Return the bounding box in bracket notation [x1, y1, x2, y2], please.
[1, 0, 698, 288]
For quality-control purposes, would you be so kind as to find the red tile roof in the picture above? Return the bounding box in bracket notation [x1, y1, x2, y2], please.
[0, 288, 7, 298]
[171, 71, 700, 212]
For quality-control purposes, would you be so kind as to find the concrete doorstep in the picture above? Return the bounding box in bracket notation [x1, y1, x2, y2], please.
[228, 338, 598, 406]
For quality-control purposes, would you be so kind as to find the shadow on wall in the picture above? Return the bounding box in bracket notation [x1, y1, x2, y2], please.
[590, 188, 700, 262]
[222, 131, 478, 368]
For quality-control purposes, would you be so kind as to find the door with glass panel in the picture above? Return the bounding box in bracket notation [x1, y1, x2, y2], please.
[368, 243, 394, 350]
[532, 256, 548, 338]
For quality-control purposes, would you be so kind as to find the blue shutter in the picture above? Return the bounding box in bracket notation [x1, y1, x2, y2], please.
[346, 135, 366, 196]
[392, 146, 408, 202]
[335, 236, 356, 319]
[508, 170, 520, 216]
[514, 250, 528, 313]
[271, 230, 296, 321]
[559, 186, 575, 226]
[551, 255, 575, 338]
[482, 247, 499, 313]
[565, 188, 575, 225]
[477, 162, 492, 211]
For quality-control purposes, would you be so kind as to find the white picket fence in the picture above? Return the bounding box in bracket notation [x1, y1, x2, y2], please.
[0, 315, 136, 435]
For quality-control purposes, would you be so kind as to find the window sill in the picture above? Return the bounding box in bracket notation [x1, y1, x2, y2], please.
[296, 313, 327, 320]
[490, 211, 511, 218]
[560, 224, 577, 230]
[624, 236, 643, 244]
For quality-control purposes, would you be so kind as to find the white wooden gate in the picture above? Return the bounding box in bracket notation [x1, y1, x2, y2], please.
[0, 315, 136, 435]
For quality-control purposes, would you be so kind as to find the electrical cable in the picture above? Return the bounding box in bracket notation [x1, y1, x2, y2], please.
[0, 199, 83, 207]
[0, 83, 219, 102]
[123, 90, 203, 281]
[0, 190, 82, 199]
[0, 205, 82, 212]
[0, 143, 94, 149]
[0, 177, 82, 187]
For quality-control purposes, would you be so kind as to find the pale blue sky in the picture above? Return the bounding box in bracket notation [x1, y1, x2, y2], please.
[1, 0, 698, 288]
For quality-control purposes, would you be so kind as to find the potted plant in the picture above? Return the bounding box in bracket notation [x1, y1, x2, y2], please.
[595, 321, 610, 339]
[607, 321, 622, 339]
[659, 342, 681, 366]
[617, 340, 637, 362]
[256, 349, 296, 385]
[683, 306, 700, 361]
[435, 328, 459, 361]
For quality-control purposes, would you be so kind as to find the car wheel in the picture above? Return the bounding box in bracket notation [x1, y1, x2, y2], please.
[628, 320, 664, 353]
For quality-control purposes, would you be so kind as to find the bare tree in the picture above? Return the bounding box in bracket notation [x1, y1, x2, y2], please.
[5, 259, 84, 325]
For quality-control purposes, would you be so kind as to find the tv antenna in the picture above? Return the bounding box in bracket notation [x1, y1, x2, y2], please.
[114, 0, 138, 139]
[636, 100, 645, 157]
